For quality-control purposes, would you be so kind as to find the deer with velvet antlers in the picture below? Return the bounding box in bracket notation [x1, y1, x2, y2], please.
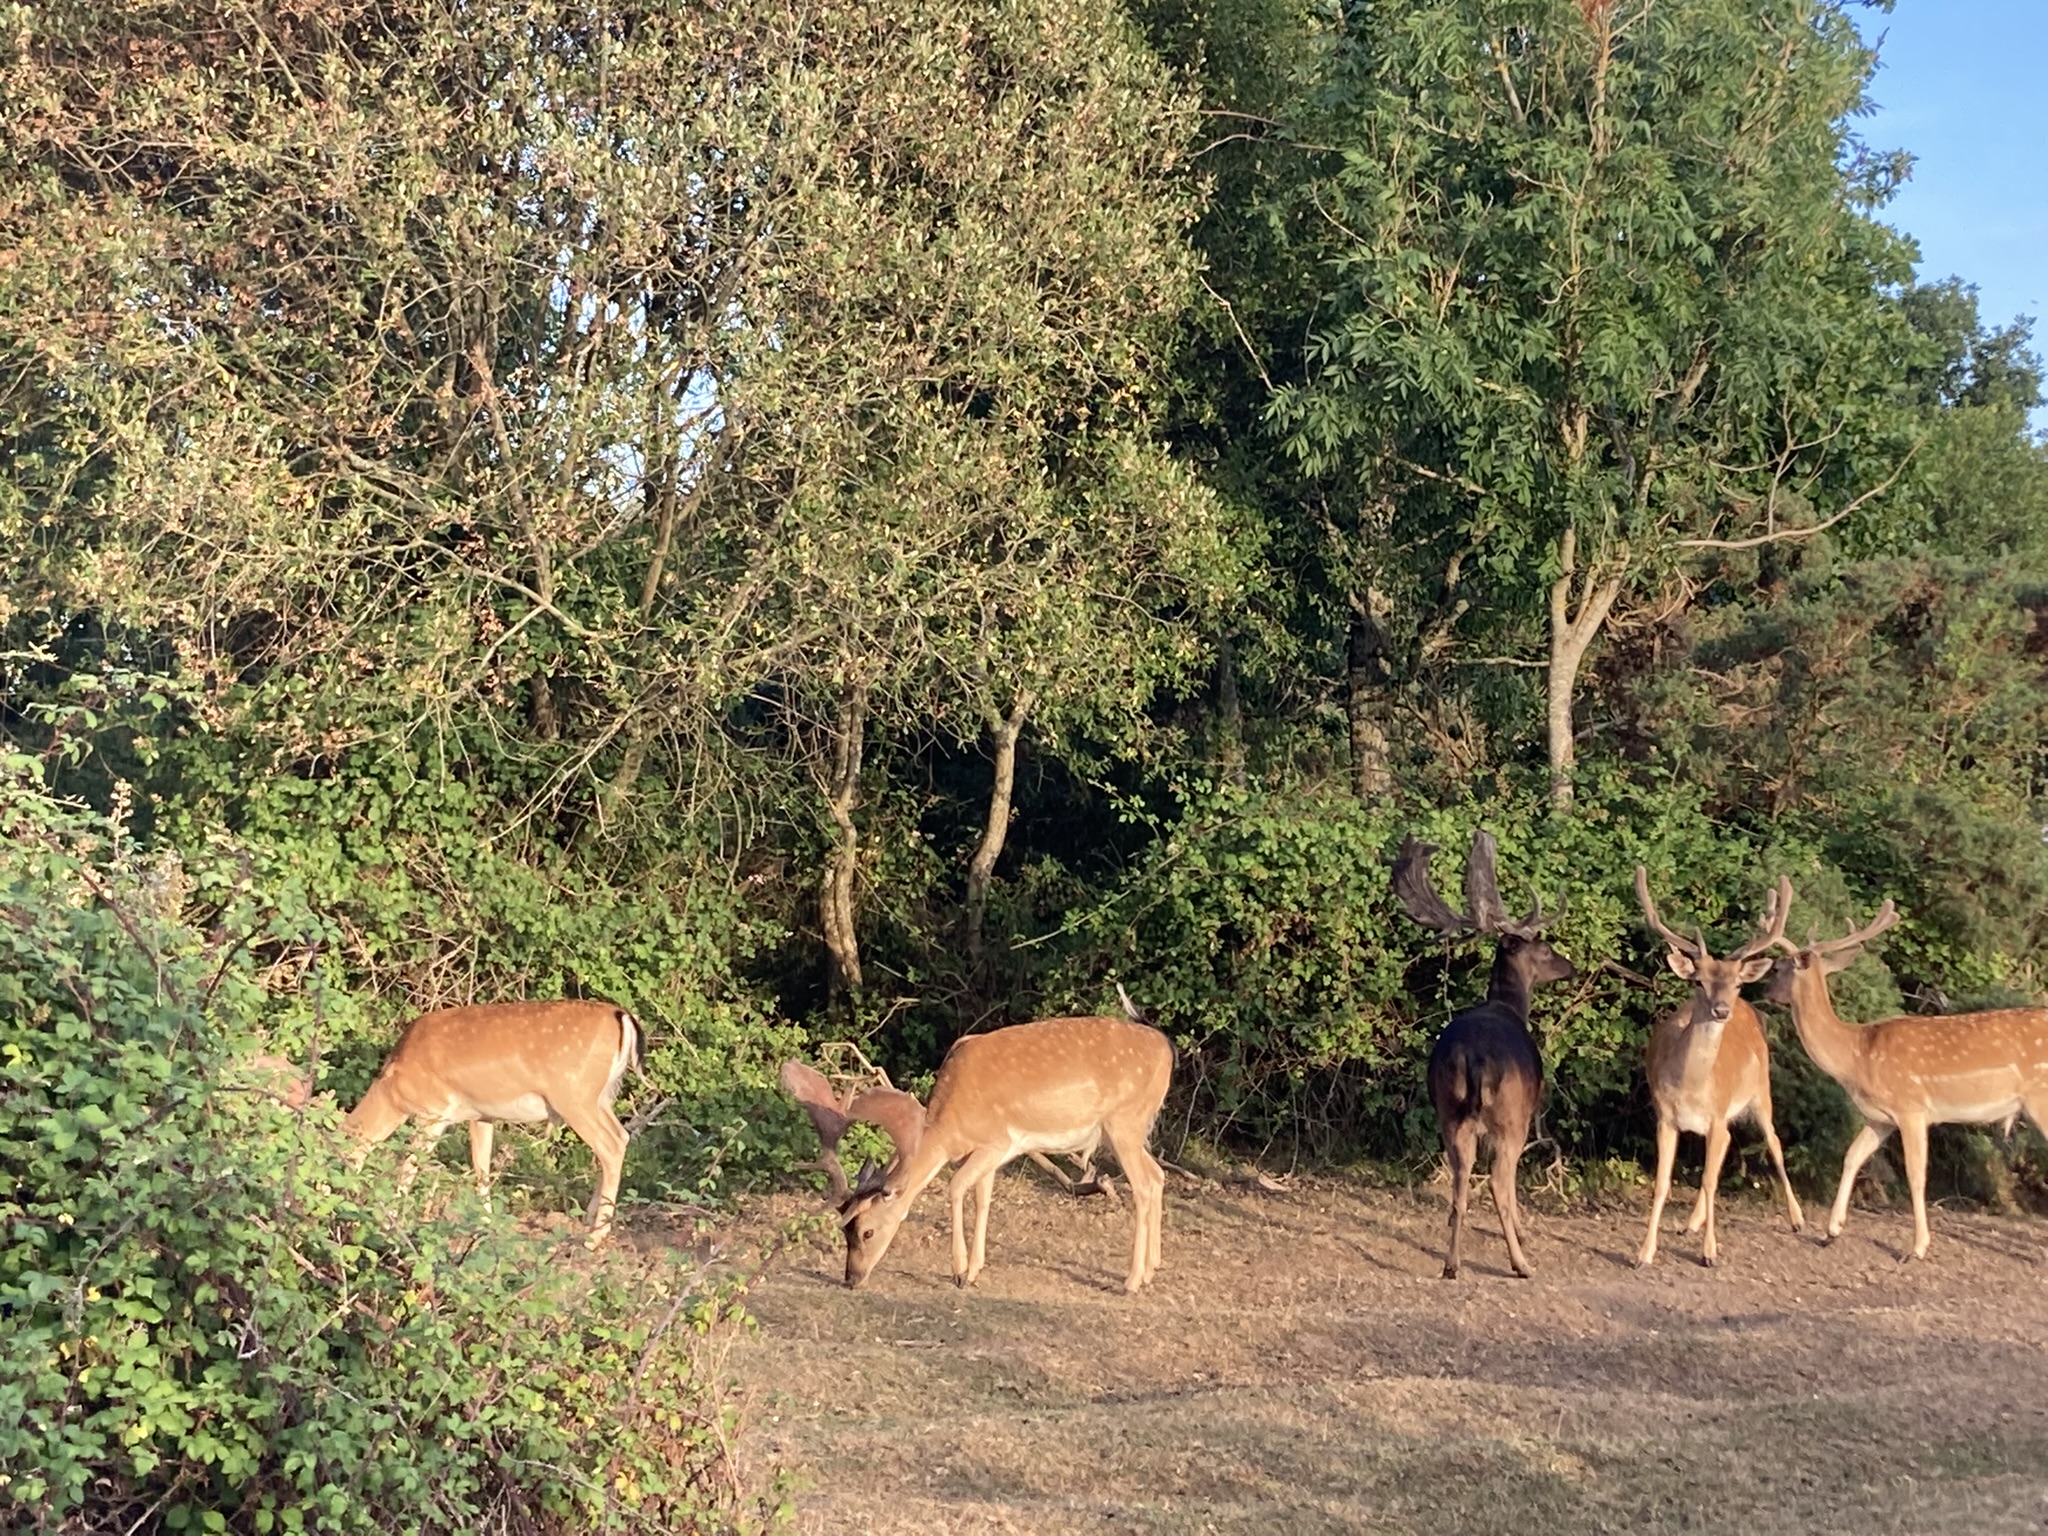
[1632, 868, 1803, 1268]
[344, 1000, 642, 1245]
[782, 1012, 1172, 1293]
[1764, 879, 2048, 1260]
[1393, 831, 1575, 1280]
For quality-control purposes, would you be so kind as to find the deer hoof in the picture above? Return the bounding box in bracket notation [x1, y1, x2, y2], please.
[1699, 1253, 1717, 1270]
[1441, 1264, 1459, 1280]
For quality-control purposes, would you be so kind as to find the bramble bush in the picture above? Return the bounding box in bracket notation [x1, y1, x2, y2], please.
[0, 761, 783, 1534]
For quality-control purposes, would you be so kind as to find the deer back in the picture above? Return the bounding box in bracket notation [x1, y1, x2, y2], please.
[924, 1016, 1172, 1155]
[1859, 1006, 2048, 1108]
[353, 1000, 639, 1125]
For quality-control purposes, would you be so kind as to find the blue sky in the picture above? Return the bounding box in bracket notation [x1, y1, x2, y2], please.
[1853, 0, 2048, 422]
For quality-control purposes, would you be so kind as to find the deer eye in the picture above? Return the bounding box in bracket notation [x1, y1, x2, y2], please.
[860, 1227, 874, 1240]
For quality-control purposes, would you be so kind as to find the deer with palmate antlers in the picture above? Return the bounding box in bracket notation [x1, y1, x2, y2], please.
[782, 1013, 1172, 1293]
[1764, 880, 2048, 1260]
[1632, 868, 1803, 1268]
[345, 1000, 642, 1245]
[1393, 832, 1575, 1280]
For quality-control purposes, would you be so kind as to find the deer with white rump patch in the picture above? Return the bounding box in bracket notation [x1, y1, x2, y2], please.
[782, 1013, 1172, 1292]
[1632, 868, 1803, 1268]
[344, 1000, 642, 1245]
[1393, 831, 1575, 1280]
[1764, 880, 2048, 1260]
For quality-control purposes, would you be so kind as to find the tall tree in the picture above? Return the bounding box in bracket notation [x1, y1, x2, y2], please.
[1268, 0, 1918, 803]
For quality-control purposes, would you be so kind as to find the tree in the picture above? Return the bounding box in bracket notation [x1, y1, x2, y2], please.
[1268, 0, 1918, 804]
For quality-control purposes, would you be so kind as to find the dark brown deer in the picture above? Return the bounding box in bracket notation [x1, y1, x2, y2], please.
[1393, 832, 1575, 1279]
[1632, 869, 1803, 1267]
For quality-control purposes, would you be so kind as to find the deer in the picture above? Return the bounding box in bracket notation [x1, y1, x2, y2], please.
[1763, 879, 2048, 1260]
[1392, 831, 1575, 1280]
[344, 1000, 642, 1245]
[1631, 868, 1803, 1268]
[781, 1013, 1173, 1293]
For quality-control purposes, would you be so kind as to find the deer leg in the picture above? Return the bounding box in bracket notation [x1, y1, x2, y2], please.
[1898, 1116, 1931, 1261]
[467, 1121, 497, 1213]
[1491, 1121, 1534, 1279]
[947, 1146, 1007, 1286]
[963, 1166, 1000, 1288]
[1827, 1121, 1890, 1242]
[1104, 1115, 1165, 1291]
[555, 1100, 629, 1246]
[1442, 1120, 1479, 1280]
[1636, 1116, 1680, 1268]
[1755, 1092, 1805, 1233]
[1697, 1119, 1732, 1268]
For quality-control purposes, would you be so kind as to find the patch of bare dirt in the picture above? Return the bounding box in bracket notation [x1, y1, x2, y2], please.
[712, 1170, 2048, 1534]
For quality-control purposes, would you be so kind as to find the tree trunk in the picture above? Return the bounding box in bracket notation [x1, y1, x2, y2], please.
[820, 685, 868, 999]
[1216, 637, 1246, 789]
[964, 691, 1036, 967]
[1546, 525, 1624, 810]
[1346, 604, 1393, 799]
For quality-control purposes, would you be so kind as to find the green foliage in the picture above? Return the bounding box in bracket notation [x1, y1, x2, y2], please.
[5, 0, 2048, 1238]
[1046, 771, 1845, 1157]
[0, 765, 778, 1533]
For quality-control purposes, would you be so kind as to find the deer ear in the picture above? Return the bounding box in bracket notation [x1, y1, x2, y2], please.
[1664, 949, 1697, 980]
[1736, 956, 1773, 984]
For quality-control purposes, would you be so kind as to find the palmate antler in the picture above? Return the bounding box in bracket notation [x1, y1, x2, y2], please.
[1765, 880, 1898, 958]
[779, 1060, 928, 1207]
[1394, 832, 1555, 939]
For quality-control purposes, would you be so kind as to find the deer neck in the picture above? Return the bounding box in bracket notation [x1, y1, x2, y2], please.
[1782, 966, 1868, 1090]
[1485, 949, 1533, 1025]
[885, 1116, 962, 1204]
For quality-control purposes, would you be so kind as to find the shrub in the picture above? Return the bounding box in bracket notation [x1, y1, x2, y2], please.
[0, 760, 782, 1534]
[1046, 771, 1843, 1162]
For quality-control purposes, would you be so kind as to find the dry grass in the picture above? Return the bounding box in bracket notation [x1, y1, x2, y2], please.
[711, 1169, 2048, 1534]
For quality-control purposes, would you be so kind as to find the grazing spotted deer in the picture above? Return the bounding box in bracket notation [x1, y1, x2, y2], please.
[781, 1014, 1173, 1293]
[1632, 868, 1803, 1267]
[1393, 832, 1575, 1279]
[1765, 880, 2048, 1260]
[344, 1000, 641, 1245]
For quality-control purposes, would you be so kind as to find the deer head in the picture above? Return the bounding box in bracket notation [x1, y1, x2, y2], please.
[781, 1060, 930, 1287]
[1634, 868, 1788, 1029]
[1392, 831, 1575, 985]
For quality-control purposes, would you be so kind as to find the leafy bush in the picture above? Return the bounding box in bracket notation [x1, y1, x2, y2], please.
[1047, 772, 1852, 1162]
[159, 744, 815, 1203]
[0, 762, 781, 1534]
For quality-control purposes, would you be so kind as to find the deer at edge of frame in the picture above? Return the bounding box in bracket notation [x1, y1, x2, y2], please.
[1763, 879, 2048, 1261]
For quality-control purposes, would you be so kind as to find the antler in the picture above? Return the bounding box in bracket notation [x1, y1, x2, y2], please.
[1633, 866, 1704, 960]
[846, 1086, 925, 1183]
[1762, 879, 1897, 958]
[1728, 875, 1793, 961]
[1391, 837, 1476, 934]
[780, 1059, 858, 1202]
[1463, 831, 1510, 933]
